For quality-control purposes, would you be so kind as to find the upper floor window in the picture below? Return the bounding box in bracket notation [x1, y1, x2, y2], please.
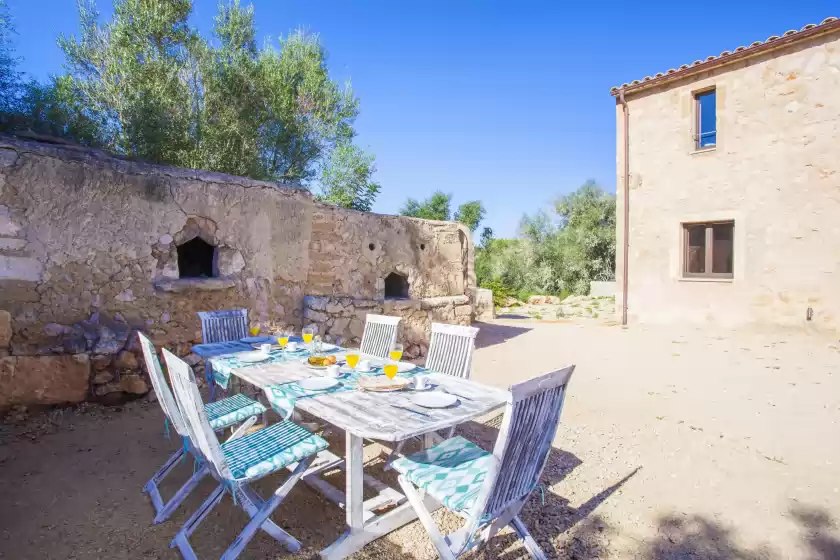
[695, 89, 716, 149]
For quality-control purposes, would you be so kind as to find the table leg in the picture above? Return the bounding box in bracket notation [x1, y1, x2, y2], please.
[346, 433, 364, 530]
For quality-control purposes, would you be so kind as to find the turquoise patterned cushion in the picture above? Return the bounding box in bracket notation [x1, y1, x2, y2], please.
[205, 393, 266, 430]
[392, 436, 494, 513]
[221, 421, 328, 480]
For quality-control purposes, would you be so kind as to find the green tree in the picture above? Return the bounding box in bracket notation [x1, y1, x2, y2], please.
[400, 191, 487, 232]
[453, 200, 486, 232]
[316, 141, 380, 211]
[476, 180, 615, 297]
[0, 0, 21, 116]
[4, 0, 379, 208]
[400, 191, 452, 221]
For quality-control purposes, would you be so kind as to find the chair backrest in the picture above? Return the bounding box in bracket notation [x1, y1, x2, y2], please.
[197, 309, 249, 344]
[137, 332, 189, 438]
[424, 323, 480, 379]
[163, 349, 233, 480]
[475, 365, 575, 520]
[359, 314, 401, 358]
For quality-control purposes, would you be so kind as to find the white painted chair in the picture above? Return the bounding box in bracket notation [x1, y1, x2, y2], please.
[425, 323, 480, 379]
[359, 313, 401, 358]
[386, 323, 481, 463]
[137, 332, 266, 524]
[198, 309, 249, 401]
[393, 365, 576, 559]
[163, 349, 328, 560]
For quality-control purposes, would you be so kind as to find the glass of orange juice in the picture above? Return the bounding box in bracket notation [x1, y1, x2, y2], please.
[346, 351, 360, 370]
[249, 323, 261, 337]
[277, 331, 289, 350]
[302, 327, 314, 346]
[389, 343, 404, 362]
[383, 360, 399, 379]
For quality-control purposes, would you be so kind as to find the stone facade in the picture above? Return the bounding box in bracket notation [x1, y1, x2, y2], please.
[0, 136, 474, 408]
[302, 294, 472, 359]
[615, 29, 840, 330]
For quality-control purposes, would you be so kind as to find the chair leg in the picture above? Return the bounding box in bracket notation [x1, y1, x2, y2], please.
[444, 426, 456, 439]
[152, 463, 209, 524]
[510, 516, 546, 560]
[170, 482, 226, 556]
[383, 438, 407, 471]
[219, 457, 314, 560]
[205, 362, 216, 402]
[398, 475, 457, 560]
[143, 447, 185, 520]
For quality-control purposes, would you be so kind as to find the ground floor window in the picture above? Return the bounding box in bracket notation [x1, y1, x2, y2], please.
[683, 221, 733, 279]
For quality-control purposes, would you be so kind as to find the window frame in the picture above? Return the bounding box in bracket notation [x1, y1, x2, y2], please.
[693, 88, 717, 151]
[682, 220, 734, 280]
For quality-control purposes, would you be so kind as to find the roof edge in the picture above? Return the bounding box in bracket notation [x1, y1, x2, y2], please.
[611, 16, 840, 97]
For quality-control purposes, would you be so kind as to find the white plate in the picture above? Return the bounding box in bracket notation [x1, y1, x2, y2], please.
[298, 377, 340, 391]
[238, 351, 270, 364]
[410, 392, 458, 408]
[240, 336, 270, 343]
[396, 362, 416, 373]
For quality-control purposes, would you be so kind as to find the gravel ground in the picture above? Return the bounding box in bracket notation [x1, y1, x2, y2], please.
[1, 320, 839, 559]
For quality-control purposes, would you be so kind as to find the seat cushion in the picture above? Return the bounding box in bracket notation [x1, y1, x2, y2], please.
[205, 393, 266, 430]
[221, 421, 328, 480]
[392, 436, 494, 513]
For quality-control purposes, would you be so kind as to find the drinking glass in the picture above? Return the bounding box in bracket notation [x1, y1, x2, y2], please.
[346, 351, 360, 370]
[277, 330, 289, 350]
[383, 360, 398, 379]
[389, 343, 404, 362]
[302, 327, 314, 346]
[249, 323, 261, 337]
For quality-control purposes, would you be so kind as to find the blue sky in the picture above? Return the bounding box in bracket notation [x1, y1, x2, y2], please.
[6, 1, 837, 237]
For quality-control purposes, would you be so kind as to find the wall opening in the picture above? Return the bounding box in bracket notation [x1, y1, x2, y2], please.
[384, 272, 409, 299]
[177, 237, 217, 278]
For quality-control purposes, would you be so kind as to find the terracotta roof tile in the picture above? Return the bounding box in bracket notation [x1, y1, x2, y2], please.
[611, 17, 839, 95]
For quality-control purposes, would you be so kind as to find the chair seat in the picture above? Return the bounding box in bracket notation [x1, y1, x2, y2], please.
[392, 436, 494, 513]
[221, 421, 328, 481]
[205, 393, 266, 431]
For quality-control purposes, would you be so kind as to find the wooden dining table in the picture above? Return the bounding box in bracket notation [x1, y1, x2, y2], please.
[196, 342, 509, 559]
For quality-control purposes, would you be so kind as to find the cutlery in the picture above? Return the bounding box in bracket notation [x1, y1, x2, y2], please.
[390, 404, 432, 418]
[440, 387, 472, 401]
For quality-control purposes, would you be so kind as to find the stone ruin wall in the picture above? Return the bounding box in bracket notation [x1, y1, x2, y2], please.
[0, 136, 474, 409]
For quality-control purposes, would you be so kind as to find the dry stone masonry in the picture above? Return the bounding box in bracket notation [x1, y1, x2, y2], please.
[0, 136, 476, 409]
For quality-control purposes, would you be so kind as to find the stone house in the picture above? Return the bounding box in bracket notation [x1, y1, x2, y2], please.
[0, 136, 489, 408]
[612, 17, 840, 330]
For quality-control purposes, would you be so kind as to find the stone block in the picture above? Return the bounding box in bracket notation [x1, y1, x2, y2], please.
[329, 317, 351, 336]
[0, 238, 25, 251]
[119, 374, 149, 395]
[0, 256, 44, 282]
[0, 310, 10, 348]
[326, 300, 345, 314]
[0, 148, 18, 167]
[217, 247, 245, 276]
[91, 354, 112, 372]
[304, 295, 328, 311]
[303, 308, 328, 323]
[114, 350, 139, 371]
[92, 370, 114, 384]
[454, 304, 473, 318]
[0, 206, 22, 237]
[0, 354, 90, 408]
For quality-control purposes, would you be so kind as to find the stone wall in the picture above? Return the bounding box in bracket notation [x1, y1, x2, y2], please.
[616, 30, 840, 330]
[0, 136, 473, 408]
[303, 294, 472, 359]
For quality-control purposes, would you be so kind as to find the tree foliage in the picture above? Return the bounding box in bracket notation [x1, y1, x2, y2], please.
[1, 0, 379, 210]
[476, 180, 616, 298]
[400, 191, 486, 232]
[0, 0, 21, 115]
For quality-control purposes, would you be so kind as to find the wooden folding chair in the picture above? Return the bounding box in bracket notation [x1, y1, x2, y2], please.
[359, 313, 401, 358]
[197, 309, 249, 401]
[392, 365, 575, 559]
[138, 332, 266, 524]
[163, 350, 328, 560]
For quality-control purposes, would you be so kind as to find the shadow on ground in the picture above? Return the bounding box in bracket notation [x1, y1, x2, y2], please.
[474, 322, 532, 349]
